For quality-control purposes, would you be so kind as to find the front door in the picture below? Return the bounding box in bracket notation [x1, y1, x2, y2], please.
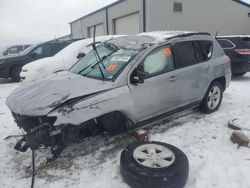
[129, 45, 182, 122]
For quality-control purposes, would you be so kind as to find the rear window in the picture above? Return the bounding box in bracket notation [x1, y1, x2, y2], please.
[217, 39, 235, 49]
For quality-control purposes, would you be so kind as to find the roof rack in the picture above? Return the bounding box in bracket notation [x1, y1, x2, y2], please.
[166, 32, 211, 40]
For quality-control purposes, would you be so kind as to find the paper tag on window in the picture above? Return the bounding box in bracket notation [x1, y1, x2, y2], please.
[107, 64, 117, 72]
[165, 48, 172, 57]
[111, 56, 131, 62]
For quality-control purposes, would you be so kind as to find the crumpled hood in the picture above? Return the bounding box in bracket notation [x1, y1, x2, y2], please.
[6, 71, 113, 116]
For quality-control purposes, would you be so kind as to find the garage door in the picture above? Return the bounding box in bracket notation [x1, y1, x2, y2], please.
[88, 24, 104, 37]
[114, 13, 140, 35]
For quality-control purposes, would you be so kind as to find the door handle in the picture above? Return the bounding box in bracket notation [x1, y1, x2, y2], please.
[169, 76, 177, 81]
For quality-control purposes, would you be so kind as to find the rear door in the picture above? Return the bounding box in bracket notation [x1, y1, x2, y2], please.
[172, 40, 212, 104]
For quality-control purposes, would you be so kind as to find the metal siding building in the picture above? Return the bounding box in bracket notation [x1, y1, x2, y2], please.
[69, 0, 250, 38]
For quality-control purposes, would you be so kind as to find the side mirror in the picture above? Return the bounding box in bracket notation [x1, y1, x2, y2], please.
[3, 51, 8, 56]
[77, 52, 86, 59]
[131, 69, 144, 85]
[131, 75, 144, 84]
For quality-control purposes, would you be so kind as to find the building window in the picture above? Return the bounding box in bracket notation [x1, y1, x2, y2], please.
[173, 2, 182, 13]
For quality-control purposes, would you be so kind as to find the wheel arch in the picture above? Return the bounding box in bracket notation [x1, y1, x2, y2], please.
[9, 62, 24, 79]
[98, 110, 134, 135]
[212, 76, 226, 91]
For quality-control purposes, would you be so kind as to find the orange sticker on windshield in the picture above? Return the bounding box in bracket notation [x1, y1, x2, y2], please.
[165, 48, 172, 57]
[107, 64, 117, 72]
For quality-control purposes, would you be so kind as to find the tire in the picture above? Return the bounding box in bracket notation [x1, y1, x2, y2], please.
[10, 66, 22, 82]
[200, 81, 223, 114]
[120, 141, 189, 188]
[232, 72, 246, 77]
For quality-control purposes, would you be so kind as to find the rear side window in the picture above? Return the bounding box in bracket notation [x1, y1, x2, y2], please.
[172, 41, 197, 69]
[217, 39, 235, 49]
[199, 40, 213, 61]
[50, 43, 66, 54]
[193, 41, 204, 63]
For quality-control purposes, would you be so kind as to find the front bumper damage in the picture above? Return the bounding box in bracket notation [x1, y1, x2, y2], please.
[11, 112, 101, 160]
[12, 113, 62, 156]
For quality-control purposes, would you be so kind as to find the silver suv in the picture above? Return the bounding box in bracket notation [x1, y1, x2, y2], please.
[7, 31, 231, 158]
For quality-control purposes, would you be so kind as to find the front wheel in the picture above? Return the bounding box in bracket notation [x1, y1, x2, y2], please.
[200, 81, 223, 114]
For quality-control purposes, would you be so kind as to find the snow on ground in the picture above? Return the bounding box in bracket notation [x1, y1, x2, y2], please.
[0, 75, 250, 188]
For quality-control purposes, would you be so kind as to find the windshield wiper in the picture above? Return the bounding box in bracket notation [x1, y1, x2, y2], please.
[78, 49, 118, 76]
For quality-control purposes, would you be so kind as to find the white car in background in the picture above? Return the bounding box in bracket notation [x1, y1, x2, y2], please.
[20, 35, 123, 82]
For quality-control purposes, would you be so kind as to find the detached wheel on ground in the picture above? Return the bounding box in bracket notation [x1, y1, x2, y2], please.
[232, 72, 246, 77]
[120, 141, 189, 188]
[200, 81, 223, 114]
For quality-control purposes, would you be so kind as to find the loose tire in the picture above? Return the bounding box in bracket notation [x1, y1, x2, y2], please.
[232, 72, 246, 77]
[10, 66, 22, 82]
[201, 81, 223, 114]
[120, 141, 189, 188]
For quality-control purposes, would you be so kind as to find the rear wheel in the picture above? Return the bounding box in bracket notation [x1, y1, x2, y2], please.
[232, 72, 246, 77]
[10, 66, 22, 82]
[201, 81, 223, 114]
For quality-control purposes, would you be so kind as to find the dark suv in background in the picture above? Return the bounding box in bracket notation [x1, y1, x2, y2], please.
[1, 45, 31, 56]
[0, 40, 73, 81]
[217, 35, 250, 76]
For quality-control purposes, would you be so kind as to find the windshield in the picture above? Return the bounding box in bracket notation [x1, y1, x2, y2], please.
[70, 43, 138, 81]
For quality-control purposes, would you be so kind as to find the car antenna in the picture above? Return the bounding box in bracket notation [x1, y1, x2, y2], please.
[92, 25, 105, 80]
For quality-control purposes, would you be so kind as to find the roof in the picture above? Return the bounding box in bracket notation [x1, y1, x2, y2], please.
[217, 35, 250, 38]
[139, 31, 210, 42]
[108, 31, 211, 50]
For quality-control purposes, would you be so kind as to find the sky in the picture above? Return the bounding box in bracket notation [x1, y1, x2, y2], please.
[0, 0, 117, 47]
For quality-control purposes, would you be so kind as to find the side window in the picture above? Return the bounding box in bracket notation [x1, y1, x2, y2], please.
[33, 46, 43, 55]
[51, 43, 66, 55]
[137, 45, 174, 79]
[193, 41, 204, 63]
[8, 47, 18, 54]
[32, 44, 51, 57]
[172, 41, 196, 69]
[199, 40, 213, 61]
[217, 39, 235, 49]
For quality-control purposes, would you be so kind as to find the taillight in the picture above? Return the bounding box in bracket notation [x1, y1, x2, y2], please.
[234, 49, 250, 55]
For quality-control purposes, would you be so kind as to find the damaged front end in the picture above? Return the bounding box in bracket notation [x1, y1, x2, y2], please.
[5, 71, 115, 159]
[12, 113, 59, 154]
[12, 112, 102, 160]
